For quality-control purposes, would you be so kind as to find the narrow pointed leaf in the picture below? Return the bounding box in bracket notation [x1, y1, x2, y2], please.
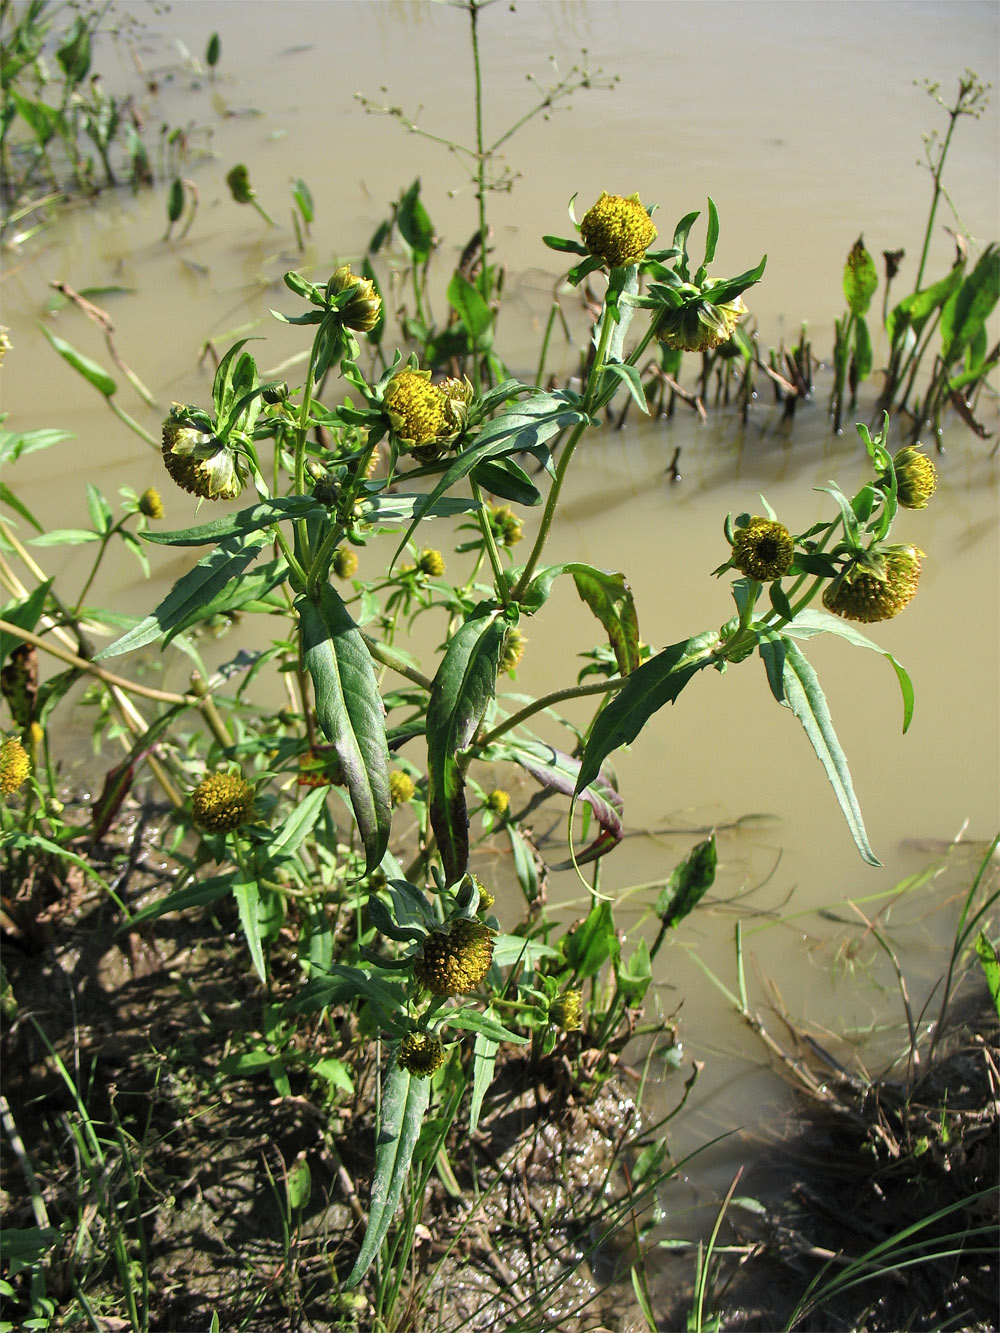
[345, 1061, 430, 1287]
[779, 636, 879, 865]
[40, 325, 116, 398]
[426, 606, 505, 882]
[782, 609, 913, 733]
[233, 880, 266, 982]
[142, 497, 323, 545]
[297, 586, 391, 875]
[654, 835, 717, 928]
[844, 237, 878, 316]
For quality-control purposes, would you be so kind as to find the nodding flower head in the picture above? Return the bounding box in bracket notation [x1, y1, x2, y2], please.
[413, 918, 495, 996]
[138, 487, 164, 519]
[499, 626, 526, 674]
[383, 370, 470, 460]
[580, 192, 658, 269]
[730, 517, 795, 581]
[822, 544, 923, 624]
[328, 264, 382, 333]
[397, 1031, 445, 1078]
[889, 446, 937, 510]
[655, 296, 747, 353]
[191, 772, 255, 833]
[161, 408, 246, 502]
[0, 736, 30, 795]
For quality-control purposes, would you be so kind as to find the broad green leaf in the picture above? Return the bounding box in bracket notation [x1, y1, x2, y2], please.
[782, 608, 913, 733]
[603, 361, 648, 414]
[572, 565, 640, 676]
[287, 1158, 311, 1212]
[425, 606, 505, 882]
[886, 263, 964, 346]
[1, 579, 52, 665]
[206, 32, 221, 68]
[167, 176, 184, 224]
[565, 898, 619, 980]
[12, 90, 60, 144]
[161, 557, 286, 645]
[940, 243, 999, 367]
[490, 934, 560, 967]
[56, 15, 91, 83]
[357, 493, 479, 527]
[396, 178, 435, 264]
[97, 532, 270, 657]
[975, 930, 1000, 1018]
[263, 784, 330, 866]
[85, 482, 112, 536]
[615, 936, 652, 1007]
[233, 880, 267, 982]
[141, 497, 322, 546]
[345, 1060, 430, 1287]
[779, 637, 879, 866]
[298, 586, 391, 875]
[852, 315, 872, 381]
[575, 631, 719, 795]
[702, 254, 767, 307]
[843, 237, 877, 316]
[654, 835, 717, 928]
[446, 271, 493, 342]
[39, 325, 116, 397]
[470, 456, 542, 506]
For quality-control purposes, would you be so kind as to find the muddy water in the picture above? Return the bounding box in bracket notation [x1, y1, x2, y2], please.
[3, 0, 998, 1245]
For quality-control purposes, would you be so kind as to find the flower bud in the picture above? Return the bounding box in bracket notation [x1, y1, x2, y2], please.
[191, 772, 254, 832]
[0, 736, 30, 795]
[413, 918, 495, 996]
[580, 192, 657, 269]
[730, 518, 794, 581]
[485, 789, 509, 816]
[398, 1031, 445, 1078]
[389, 770, 415, 805]
[333, 548, 359, 579]
[138, 487, 164, 519]
[549, 990, 583, 1031]
[499, 626, 526, 674]
[490, 504, 523, 547]
[822, 545, 923, 623]
[890, 446, 937, 510]
[417, 548, 445, 577]
[328, 265, 382, 333]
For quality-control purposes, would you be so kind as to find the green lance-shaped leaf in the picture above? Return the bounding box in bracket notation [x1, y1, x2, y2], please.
[520, 560, 640, 675]
[40, 325, 116, 397]
[776, 636, 880, 866]
[565, 897, 619, 980]
[233, 880, 267, 983]
[426, 605, 506, 883]
[886, 262, 965, 347]
[499, 739, 622, 865]
[56, 15, 92, 84]
[1, 579, 52, 666]
[396, 178, 435, 264]
[447, 270, 494, 343]
[142, 497, 324, 546]
[575, 631, 719, 796]
[345, 1059, 431, 1288]
[297, 586, 391, 876]
[97, 531, 271, 657]
[843, 236, 878, 316]
[939, 243, 999, 368]
[469, 1015, 501, 1135]
[975, 930, 1000, 1019]
[655, 834, 717, 928]
[615, 936, 652, 1007]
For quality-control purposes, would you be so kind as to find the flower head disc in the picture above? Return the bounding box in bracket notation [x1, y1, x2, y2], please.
[580, 192, 657, 269]
[413, 918, 495, 996]
[191, 772, 255, 832]
[383, 370, 469, 459]
[890, 446, 937, 510]
[162, 409, 246, 502]
[731, 518, 794, 581]
[0, 736, 30, 795]
[822, 545, 923, 623]
[328, 264, 382, 333]
[656, 296, 747, 353]
[549, 990, 583, 1031]
[398, 1032, 445, 1078]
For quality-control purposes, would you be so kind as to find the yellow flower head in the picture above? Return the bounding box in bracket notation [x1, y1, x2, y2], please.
[383, 370, 468, 459]
[549, 989, 583, 1032]
[499, 626, 526, 674]
[890, 447, 937, 510]
[490, 504, 523, 547]
[580, 192, 658, 269]
[731, 518, 794, 581]
[191, 772, 254, 832]
[655, 296, 747, 353]
[486, 789, 509, 816]
[328, 264, 382, 333]
[397, 1031, 445, 1078]
[413, 918, 495, 996]
[161, 409, 246, 502]
[389, 770, 416, 805]
[139, 487, 164, 519]
[417, 548, 445, 577]
[822, 545, 923, 623]
[0, 736, 30, 795]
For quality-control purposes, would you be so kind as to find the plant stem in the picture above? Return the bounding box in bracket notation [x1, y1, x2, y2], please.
[476, 675, 626, 750]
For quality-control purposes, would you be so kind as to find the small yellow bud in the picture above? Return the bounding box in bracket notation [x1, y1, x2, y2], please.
[191, 772, 254, 832]
[490, 504, 523, 547]
[549, 990, 583, 1031]
[417, 549, 445, 577]
[891, 447, 937, 510]
[333, 548, 359, 579]
[485, 789, 509, 816]
[389, 770, 415, 805]
[138, 487, 164, 519]
[328, 264, 382, 333]
[499, 626, 526, 674]
[0, 736, 30, 795]
[397, 1031, 445, 1077]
